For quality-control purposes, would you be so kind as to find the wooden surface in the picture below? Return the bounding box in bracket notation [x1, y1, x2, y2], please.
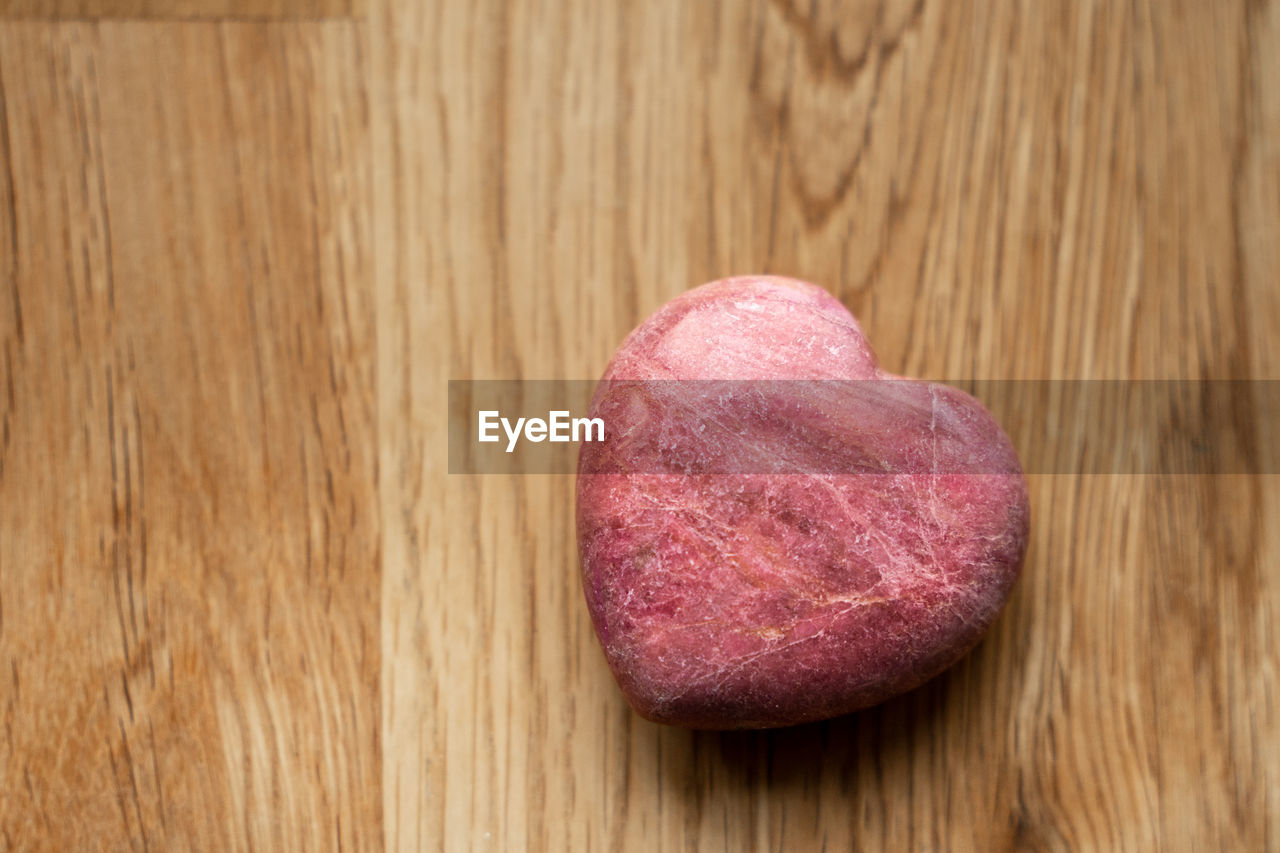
[0, 0, 357, 18]
[2, 1, 1277, 850]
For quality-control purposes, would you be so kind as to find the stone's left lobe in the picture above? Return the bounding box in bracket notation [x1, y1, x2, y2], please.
[576, 276, 1030, 729]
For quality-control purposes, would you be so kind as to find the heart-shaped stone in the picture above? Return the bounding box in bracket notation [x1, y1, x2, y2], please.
[577, 276, 1029, 728]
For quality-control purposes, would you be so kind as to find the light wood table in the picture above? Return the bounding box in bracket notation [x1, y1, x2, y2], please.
[1, 1, 1277, 850]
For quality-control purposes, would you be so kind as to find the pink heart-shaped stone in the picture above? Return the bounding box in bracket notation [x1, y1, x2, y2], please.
[577, 276, 1030, 728]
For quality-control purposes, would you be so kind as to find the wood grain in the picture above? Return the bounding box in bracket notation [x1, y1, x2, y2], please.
[371, 0, 1278, 851]
[0, 0, 357, 18]
[0, 21, 378, 851]
[1, 0, 1277, 850]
